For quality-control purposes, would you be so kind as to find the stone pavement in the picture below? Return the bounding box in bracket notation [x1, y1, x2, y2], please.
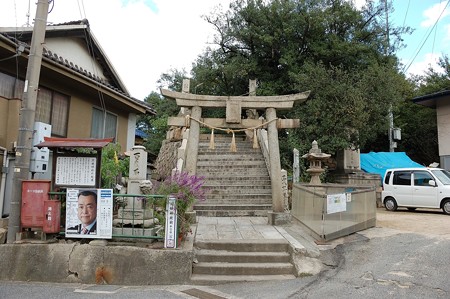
[194, 216, 321, 257]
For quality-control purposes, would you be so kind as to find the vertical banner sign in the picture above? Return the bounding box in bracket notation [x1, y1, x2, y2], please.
[65, 189, 113, 239]
[164, 196, 177, 249]
[98, 189, 113, 238]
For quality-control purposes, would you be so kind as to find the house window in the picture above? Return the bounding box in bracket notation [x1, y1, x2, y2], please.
[36, 87, 70, 137]
[0, 72, 69, 136]
[91, 107, 117, 139]
[0, 72, 25, 99]
[0, 72, 16, 98]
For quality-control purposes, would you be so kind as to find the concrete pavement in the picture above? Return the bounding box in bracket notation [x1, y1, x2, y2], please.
[194, 216, 322, 258]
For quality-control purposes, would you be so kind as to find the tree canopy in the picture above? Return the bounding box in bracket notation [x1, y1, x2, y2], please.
[141, 0, 442, 171]
[191, 0, 412, 161]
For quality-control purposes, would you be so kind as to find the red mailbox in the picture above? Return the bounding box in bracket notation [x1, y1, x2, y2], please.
[21, 180, 51, 228]
[43, 200, 61, 233]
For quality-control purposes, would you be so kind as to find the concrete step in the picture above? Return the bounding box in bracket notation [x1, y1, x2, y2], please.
[199, 142, 257, 148]
[195, 250, 291, 263]
[194, 204, 272, 210]
[191, 239, 295, 284]
[202, 175, 270, 185]
[194, 239, 290, 252]
[199, 133, 247, 141]
[197, 160, 266, 167]
[206, 194, 272, 200]
[192, 262, 294, 276]
[194, 209, 272, 217]
[206, 185, 271, 192]
[190, 274, 297, 285]
[206, 195, 272, 204]
[198, 151, 260, 156]
[196, 133, 271, 217]
[203, 182, 271, 188]
[198, 148, 261, 157]
[194, 209, 270, 217]
[197, 169, 268, 177]
[206, 196, 272, 201]
[197, 172, 270, 179]
[197, 156, 264, 162]
[198, 169, 269, 176]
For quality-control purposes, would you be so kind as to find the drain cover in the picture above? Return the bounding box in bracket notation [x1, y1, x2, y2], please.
[74, 285, 122, 294]
[181, 288, 227, 299]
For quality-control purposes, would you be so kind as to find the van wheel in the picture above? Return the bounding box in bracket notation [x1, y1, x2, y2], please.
[442, 200, 450, 215]
[384, 197, 398, 211]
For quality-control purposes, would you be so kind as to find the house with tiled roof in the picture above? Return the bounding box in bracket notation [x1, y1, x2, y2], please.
[0, 19, 155, 153]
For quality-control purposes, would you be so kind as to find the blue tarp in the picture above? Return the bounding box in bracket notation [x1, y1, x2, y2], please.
[360, 152, 424, 181]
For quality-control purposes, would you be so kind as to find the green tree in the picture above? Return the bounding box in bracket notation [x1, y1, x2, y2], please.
[101, 143, 129, 189]
[137, 91, 179, 157]
[187, 0, 412, 170]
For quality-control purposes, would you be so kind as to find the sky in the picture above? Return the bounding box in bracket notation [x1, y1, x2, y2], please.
[0, 0, 448, 100]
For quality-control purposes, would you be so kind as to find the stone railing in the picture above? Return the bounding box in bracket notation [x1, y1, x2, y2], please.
[257, 128, 289, 211]
[257, 128, 271, 178]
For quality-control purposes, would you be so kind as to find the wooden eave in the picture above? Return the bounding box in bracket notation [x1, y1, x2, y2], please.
[36, 137, 114, 149]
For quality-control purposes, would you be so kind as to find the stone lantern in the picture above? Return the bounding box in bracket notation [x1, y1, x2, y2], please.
[302, 140, 331, 184]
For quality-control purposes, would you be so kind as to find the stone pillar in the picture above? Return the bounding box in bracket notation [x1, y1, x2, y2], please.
[249, 79, 257, 96]
[293, 148, 300, 183]
[266, 108, 284, 213]
[281, 169, 289, 210]
[185, 106, 202, 175]
[128, 145, 148, 209]
[115, 145, 153, 228]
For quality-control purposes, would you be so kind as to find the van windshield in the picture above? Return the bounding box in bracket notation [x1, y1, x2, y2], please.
[431, 169, 450, 185]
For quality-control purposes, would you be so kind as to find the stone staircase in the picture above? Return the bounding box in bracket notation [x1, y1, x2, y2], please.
[190, 239, 296, 285]
[194, 133, 273, 217]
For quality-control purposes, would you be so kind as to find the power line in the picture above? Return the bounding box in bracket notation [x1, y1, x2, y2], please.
[402, 0, 450, 73]
[402, 0, 411, 28]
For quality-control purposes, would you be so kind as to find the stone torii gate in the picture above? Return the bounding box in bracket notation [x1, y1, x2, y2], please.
[160, 80, 310, 222]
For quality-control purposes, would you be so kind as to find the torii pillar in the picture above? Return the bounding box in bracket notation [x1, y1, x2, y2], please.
[182, 79, 201, 175]
[266, 107, 284, 213]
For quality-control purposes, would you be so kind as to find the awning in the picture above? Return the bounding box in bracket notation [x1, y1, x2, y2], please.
[35, 137, 114, 149]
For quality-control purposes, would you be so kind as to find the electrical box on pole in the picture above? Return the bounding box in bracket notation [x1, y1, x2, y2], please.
[30, 122, 51, 173]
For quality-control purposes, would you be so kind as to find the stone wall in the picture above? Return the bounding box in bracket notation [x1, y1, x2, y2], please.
[154, 139, 181, 180]
[0, 242, 193, 285]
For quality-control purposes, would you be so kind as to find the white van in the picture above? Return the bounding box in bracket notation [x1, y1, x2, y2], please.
[382, 167, 450, 215]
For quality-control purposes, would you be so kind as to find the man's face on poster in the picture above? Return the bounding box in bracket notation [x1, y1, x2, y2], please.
[77, 193, 97, 225]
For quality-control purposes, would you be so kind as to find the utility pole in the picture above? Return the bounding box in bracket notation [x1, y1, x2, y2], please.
[384, 0, 395, 152]
[7, 0, 49, 243]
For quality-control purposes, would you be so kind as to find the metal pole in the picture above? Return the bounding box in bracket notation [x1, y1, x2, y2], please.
[7, 0, 49, 243]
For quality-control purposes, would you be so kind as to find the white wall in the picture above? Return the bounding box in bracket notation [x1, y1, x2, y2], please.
[45, 37, 107, 81]
[437, 98, 450, 156]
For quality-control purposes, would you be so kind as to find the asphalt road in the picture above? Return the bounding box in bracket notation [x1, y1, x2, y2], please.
[1, 208, 449, 299]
